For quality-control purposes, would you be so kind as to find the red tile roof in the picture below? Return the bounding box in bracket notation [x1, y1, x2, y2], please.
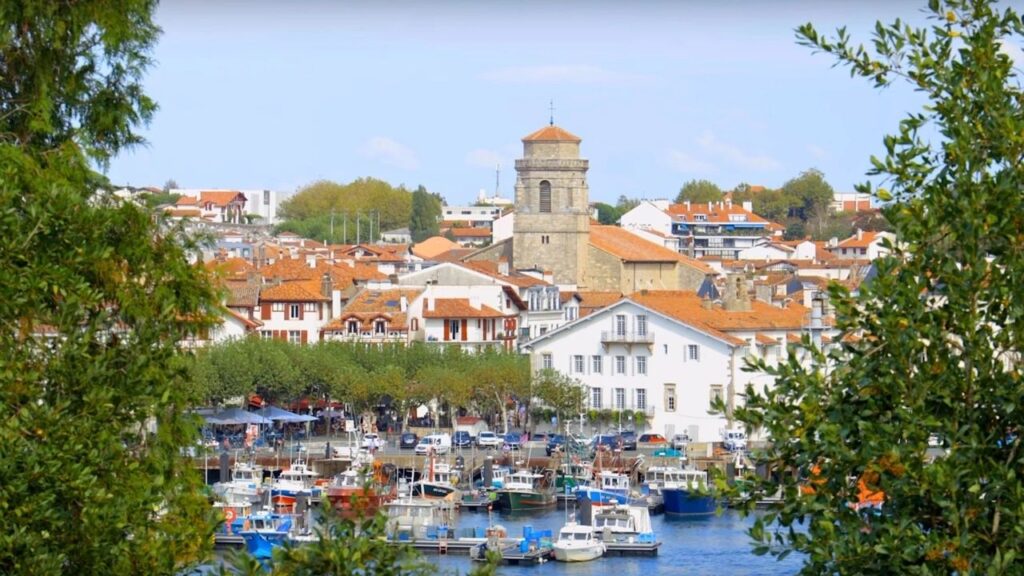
[324, 288, 421, 332]
[522, 124, 582, 143]
[260, 280, 329, 302]
[589, 225, 715, 273]
[200, 190, 247, 207]
[665, 202, 770, 225]
[422, 298, 506, 319]
[412, 236, 460, 259]
[451, 227, 493, 238]
[461, 260, 548, 288]
[835, 231, 883, 249]
[630, 290, 809, 334]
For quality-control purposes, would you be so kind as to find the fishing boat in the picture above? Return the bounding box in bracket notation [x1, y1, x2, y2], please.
[493, 469, 556, 511]
[237, 512, 293, 559]
[269, 458, 321, 511]
[575, 470, 632, 508]
[411, 457, 461, 500]
[325, 463, 393, 517]
[213, 459, 265, 504]
[384, 493, 459, 541]
[661, 469, 716, 517]
[552, 521, 605, 562]
[591, 503, 657, 544]
[555, 460, 593, 501]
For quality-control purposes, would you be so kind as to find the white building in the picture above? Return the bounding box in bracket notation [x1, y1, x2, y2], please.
[826, 229, 896, 260]
[441, 204, 504, 225]
[832, 192, 872, 213]
[172, 188, 281, 224]
[523, 286, 816, 442]
[620, 200, 780, 259]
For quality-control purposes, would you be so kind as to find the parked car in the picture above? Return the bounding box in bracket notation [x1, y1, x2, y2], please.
[361, 433, 384, 450]
[453, 430, 473, 448]
[476, 431, 502, 449]
[545, 434, 584, 456]
[399, 432, 419, 449]
[503, 432, 523, 450]
[671, 433, 691, 450]
[619, 430, 638, 451]
[591, 434, 621, 454]
[638, 433, 668, 446]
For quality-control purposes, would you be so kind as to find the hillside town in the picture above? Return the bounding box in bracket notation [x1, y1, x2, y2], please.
[117, 123, 893, 444]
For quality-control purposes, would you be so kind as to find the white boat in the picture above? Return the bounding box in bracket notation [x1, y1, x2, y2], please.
[384, 494, 459, 541]
[270, 458, 321, 509]
[213, 459, 265, 504]
[591, 503, 656, 544]
[552, 521, 605, 562]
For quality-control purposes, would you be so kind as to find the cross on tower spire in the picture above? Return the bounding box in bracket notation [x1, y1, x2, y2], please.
[548, 99, 555, 126]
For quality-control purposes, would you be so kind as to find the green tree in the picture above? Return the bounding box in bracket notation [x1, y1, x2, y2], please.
[532, 369, 586, 426]
[409, 184, 441, 242]
[733, 1, 1024, 573]
[278, 178, 413, 244]
[615, 194, 641, 213]
[0, 2, 222, 573]
[593, 202, 621, 224]
[675, 179, 724, 204]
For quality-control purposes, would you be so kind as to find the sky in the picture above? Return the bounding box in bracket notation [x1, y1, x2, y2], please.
[105, 1, 998, 206]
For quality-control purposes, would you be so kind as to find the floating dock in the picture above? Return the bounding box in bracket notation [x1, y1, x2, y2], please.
[393, 538, 553, 565]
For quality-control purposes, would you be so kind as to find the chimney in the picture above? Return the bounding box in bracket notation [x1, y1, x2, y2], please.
[320, 272, 332, 298]
[306, 254, 316, 268]
[742, 201, 753, 212]
[400, 295, 408, 312]
[427, 296, 435, 312]
[829, 237, 838, 248]
[332, 289, 341, 319]
[684, 200, 691, 210]
[708, 201, 713, 211]
[809, 292, 825, 348]
[726, 199, 732, 208]
[498, 257, 509, 276]
[856, 228, 863, 241]
[701, 294, 713, 310]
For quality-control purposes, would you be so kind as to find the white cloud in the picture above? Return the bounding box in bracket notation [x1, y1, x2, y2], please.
[465, 148, 504, 169]
[359, 136, 419, 170]
[479, 65, 645, 84]
[666, 149, 716, 174]
[696, 130, 781, 171]
[806, 144, 827, 160]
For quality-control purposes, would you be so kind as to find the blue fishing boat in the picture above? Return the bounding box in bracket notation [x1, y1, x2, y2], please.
[575, 470, 632, 507]
[662, 469, 716, 517]
[237, 512, 293, 559]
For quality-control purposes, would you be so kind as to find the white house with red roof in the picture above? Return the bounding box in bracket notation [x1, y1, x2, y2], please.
[620, 199, 782, 259]
[826, 229, 895, 260]
[172, 188, 280, 223]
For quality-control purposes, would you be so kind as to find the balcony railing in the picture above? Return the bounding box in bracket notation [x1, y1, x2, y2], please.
[600, 331, 654, 344]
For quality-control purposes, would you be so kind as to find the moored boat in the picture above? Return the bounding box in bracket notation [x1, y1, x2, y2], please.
[270, 458, 321, 511]
[662, 469, 716, 517]
[384, 493, 459, 541]
[590, 503, 657, 544]
[552, 521, 605, 562]
[237, 512, 293, 559]
[213, 458, 265, 504]
[325, 463, 393, 517]
[493, 470, 556, 511]
[575, 470, 632, 508]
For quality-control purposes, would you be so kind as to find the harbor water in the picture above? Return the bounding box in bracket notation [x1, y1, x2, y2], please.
[429, 506, 801, 575]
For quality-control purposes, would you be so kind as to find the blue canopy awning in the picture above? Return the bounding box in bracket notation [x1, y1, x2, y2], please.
[204, 407, 273, 425]
[256, 405, 318, 423]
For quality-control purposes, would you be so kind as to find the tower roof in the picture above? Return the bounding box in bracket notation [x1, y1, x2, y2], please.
[522, 125, 581, 143]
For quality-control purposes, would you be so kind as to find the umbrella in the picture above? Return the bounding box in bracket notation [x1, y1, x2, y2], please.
[256, 405, 318, 423]
[204, 407, 273, 425]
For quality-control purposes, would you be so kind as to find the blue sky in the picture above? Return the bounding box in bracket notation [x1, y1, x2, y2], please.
[107, 1, 965, 205]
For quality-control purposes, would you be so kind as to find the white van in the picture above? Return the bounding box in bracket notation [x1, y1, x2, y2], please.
[414, 433, 452, 455]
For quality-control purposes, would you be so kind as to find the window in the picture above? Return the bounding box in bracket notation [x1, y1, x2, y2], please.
[636, 315, 648, 336]
[304, 302, 316, 312]
[263, 190, 270, 205]
[539, 326, 548, 335]
[614, 388, 625, 409]
[288, 330, 301, 344]
[566, 307, 578, 321]
[663, 344, 669, 355]
[346, 320, 359, 334]
[665, 384, 677, 412]
[710, 384, 724, 408]
[573, 355, 585, 374]
[260, 330, 273, 340]
[520, 326, 530, 340]
[448, 320, 460, 340]
[411, 318, 419, 331]
[272, 302, 284, 312]
[615, 355, 626, 375]
[539, 180, 552, 213]
[374, 320, 386, 334]
[688, 344, 700, 361]
[542, 354, 553, 370]
[636, 388, 647, 411]
[591, 355, 602, 374]
[540, 235, 550, 245]
[591, 387, 603, 409]
[289, 304, 300, 319]
[636, 355, 647, 375]
[615, 315, 626, 336]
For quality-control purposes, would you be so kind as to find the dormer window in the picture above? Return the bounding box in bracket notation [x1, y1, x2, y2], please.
[374, 320, 386, 334]
[346, 320, 358, 334]
[694, 214, 707, 222]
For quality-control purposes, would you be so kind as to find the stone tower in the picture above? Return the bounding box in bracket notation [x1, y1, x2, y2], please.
[512, 125, 591, 286]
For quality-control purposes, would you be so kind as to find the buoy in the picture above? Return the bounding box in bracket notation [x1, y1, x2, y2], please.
[224, 508, 237, 522]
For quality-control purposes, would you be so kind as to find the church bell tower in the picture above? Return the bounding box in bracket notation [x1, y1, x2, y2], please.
[512, 124, 591, 287]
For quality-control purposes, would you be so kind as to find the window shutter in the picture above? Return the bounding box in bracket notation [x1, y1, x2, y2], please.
[460, 319, 468, 341]
[299, 304, 304, 320]
[261, 304, 271, 320]
[301, 331, 308, 344]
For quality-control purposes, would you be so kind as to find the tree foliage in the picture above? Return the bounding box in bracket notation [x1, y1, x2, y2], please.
[0, 2, 223, 573]
[277, 178, 414, 243]
[675, 178, 724, 204]
[733, 1, 1024, 573]
[409, 185, 441, 242]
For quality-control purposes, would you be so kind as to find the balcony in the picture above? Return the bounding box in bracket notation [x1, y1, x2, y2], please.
[600, 331, 654, 344]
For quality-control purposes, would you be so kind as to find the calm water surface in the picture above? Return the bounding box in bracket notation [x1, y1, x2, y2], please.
[430, 507, 801, 576]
